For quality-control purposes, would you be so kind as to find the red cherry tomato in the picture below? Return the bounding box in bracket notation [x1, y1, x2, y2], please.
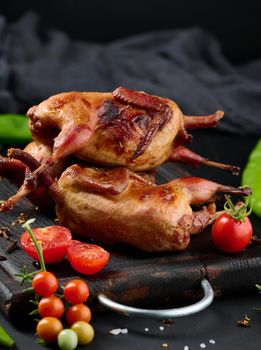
[67, 243, 110, 275]
[38, 295, 65, 319]
[211, 213, 253, 253]
[63, 279, 89, 304]
[32, 271, 58, 297]
[20, 226, 72, 264]
[66, 304, 92, 326]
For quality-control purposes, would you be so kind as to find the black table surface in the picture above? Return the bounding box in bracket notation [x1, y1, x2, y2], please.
[1, 293, 261, 350]
[0, 129, 260, 350]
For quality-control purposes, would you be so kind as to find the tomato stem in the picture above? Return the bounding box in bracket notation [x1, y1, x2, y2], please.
[224, 195, 252, 221]
[22, 219, 46, 272]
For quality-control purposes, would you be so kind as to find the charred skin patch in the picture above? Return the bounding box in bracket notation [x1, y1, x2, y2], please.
[98, 99, 156, 156]
[113, 87, 172, 159]
[98, 86, 173, 160]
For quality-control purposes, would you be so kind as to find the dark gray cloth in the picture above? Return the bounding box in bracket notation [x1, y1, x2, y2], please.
[0, 12, 260, 135]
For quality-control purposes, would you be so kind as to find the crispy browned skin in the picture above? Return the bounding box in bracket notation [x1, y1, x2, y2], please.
[4, 149, 251, 251]
[27, 89, 180, 171]
[27, 87, 235, 172]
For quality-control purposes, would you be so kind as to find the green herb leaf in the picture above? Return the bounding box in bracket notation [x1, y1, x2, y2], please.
[256, 284, 261, 292]
[36, 337, 46, 346]
[253, 307, 261, 312]
[29, 308, 39, 316]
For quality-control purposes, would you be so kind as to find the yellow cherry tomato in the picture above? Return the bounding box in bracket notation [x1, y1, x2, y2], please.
[71, 321, 95, 345]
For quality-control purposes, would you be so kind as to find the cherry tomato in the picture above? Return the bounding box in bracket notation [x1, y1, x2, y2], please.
[67, 243, 109, 275]
[32, 271, 58, 297]
[38, 295, 65, 319]
[20, 226, 72, 264]
[58, 329, 78, 350]
[66, 304, 92, 326]
[63, 279, 89, 304]
[71, 321, 95, 345]
[211, 213, 253, 253]
[36, 317, 63, 342]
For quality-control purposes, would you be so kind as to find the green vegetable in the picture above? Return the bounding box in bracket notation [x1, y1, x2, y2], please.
[0, 326, 15, 348]
[0, 114, 31, 145]
[242, 139, 261, 217]
[58, 329, 78, 350]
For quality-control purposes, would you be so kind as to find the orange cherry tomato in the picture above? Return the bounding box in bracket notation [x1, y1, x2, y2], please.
[66, 304, 92, 326]
[36, 317, 63, 342]
[32, 271, 58, 297]
[63, 279, 89, 305]
[38, 295, 65, 319]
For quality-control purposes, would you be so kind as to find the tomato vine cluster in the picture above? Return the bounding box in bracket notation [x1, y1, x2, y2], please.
[17, 219, 99, 350]
[33, 273, 94, 349]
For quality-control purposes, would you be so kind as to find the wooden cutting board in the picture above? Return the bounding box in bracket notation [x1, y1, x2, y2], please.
[0, 166, 261, 325]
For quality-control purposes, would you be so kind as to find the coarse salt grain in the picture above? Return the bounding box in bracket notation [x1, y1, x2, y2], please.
[200, 343, 206, 348]
[159, 326, 165, 331]
[109, 328, 122, 335]
[184, 346, 189, 350]
[145, 328, 149, 332]
[109, 328, 128, 335]
[209, 339, 216, 344]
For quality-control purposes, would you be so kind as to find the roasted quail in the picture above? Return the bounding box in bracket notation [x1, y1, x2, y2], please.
[5, 149, 250, 252]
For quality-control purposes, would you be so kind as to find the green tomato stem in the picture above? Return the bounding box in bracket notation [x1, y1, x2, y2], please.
[224, 194, 252, 222]
[22, 219, 46, 272]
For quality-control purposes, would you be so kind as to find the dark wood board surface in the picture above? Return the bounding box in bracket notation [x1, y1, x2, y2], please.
[0, 162, 261, 324]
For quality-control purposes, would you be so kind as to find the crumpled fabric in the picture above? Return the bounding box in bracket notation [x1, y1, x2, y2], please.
[0, 12, 260, 135]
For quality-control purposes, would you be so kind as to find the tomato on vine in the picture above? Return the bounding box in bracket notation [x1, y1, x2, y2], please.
[38, 295, 65, 318]
[32, 271, 58, 297]
[66, 304, 92, 326]
[71, 321, 95, 345]
[63, 279, 89, 304]
[18, 219, 96, 348]
[211, 195, 253, 253]
[36, 317, 63, 342]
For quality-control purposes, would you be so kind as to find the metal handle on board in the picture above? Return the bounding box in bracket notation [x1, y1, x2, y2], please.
[97, 279, 214, 319]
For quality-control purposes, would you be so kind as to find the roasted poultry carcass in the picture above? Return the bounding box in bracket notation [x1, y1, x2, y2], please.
[0, 87, 247, 252]
[0, 86, 239, 212]
[6, 149, 251, 252]
[27, 86, 239, 173]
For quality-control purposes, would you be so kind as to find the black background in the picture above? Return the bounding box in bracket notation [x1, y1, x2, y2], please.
[1, 0, 261, 63]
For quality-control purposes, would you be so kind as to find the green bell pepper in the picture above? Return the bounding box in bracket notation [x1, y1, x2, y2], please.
[0, 114, 32, 145]
[0, 326, 15, 348]
[242, 138, 261, 217]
